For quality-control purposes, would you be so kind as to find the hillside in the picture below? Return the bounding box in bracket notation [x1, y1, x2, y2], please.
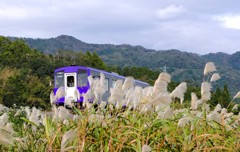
[9, 35, 240, 95]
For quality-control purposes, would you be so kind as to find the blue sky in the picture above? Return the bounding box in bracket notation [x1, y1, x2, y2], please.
[1, 0, 240, 54]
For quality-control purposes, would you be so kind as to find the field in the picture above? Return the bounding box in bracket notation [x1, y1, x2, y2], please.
[0, 62, 239, 151]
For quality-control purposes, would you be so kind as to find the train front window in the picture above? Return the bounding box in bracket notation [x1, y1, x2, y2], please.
[55, 72, 64, 88]
[78, 69, 88, 86]
[67, 76, 75, 87]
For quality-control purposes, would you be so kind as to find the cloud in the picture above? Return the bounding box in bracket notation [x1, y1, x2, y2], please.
[1, 0, 240, 54]
[215, 14, 240, 30]
[156, 4, 185, 19]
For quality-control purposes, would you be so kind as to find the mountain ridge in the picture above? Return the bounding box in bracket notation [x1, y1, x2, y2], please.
[8, 35, 240, 95]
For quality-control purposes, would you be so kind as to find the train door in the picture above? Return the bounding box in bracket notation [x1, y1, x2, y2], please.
[64, 73, 77, 102]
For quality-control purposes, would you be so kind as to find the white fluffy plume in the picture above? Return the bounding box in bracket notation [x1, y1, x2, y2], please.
[210, 73, 221, 82]
[233, 91, 240, 99]
[61, 129, 77, 152]
[122, 77, 134, 90]
[232, 104, 238, 111]
[50, 91, 55, 105]
[204, 62, 216, 76]
[56, 87, 65, 100]
[170, 82, 187, 102]
[201, 82, 212, 96]
[109, 80, 124, 105]
[191, 92, 198, 101]
[158, 72, 171, 83]
[151, 93, 172, 106]
[214, 104, 222, 113]
[153, 80, 168, 94]
[201, 82, 212, 102]
[191, 93, 202, 110]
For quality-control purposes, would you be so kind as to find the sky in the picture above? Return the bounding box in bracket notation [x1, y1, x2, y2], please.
[1, 0, 240, 55]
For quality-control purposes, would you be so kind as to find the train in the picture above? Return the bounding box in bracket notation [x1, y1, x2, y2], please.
[52, 65, 149, 106]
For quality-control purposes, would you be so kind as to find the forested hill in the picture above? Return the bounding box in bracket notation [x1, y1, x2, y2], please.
[9, 35, 240, 95]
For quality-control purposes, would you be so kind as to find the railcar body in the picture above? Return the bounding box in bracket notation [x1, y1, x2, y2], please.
[53, 66, 149, 105]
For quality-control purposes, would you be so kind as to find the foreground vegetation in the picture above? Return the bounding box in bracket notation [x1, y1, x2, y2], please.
[0, 103, 239, 151]
[0, 62, 239, 151]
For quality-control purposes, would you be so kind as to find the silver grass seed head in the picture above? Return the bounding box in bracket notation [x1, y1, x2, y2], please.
[0, 132, 14, 145]
[50, 91, 55, 105]
[214, 104, 222, 113]
[142, 144, 151, 152]
[232, 104, 238, 111]
[170, 82, 187, 99]
[56, 87, 65, 100]
[134, 86, 143, 94]
[204, 62, 216, 76]
[210, 73, 221, 82]
[74, 88, 81, 101]
[191, 99, 198, 110]
[153, 80, 168, 94]
[113, 79, 123, 89]
[88, 75, 93, 87]
[122, 76, 134, 90]
[0, 113, 9, 125]
[163, 106, 173, 119]
[61, 129, 77, 152]
[207, 112, 221, 124]
[201, 92, 211, 102]
[201, 82, 212, 96]
[191, 92, 198, 102]
[234, 91, 240, 99]
[99, 73, 105, 87]
[178, 117, 192, 127]
[158, 72, 171, 83]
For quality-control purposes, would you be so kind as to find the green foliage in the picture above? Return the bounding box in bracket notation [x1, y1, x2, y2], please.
[1, 69, 51, 109]
[0, 36, 108, 109]
[210, 85, 231, 108]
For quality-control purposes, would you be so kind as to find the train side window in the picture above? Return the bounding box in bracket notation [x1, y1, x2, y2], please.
[67, 76, 75, 87]
[55, 72, 64, 88]
[78, 69, 88, 87]
[93, 75, 100, 79]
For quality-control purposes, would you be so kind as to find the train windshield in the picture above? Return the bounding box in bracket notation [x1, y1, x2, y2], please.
[55, 72, 64, 88]
[77, 69, 88, 86]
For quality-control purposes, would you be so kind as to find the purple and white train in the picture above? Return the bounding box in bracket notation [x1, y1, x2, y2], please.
[53, 66, 149, 106]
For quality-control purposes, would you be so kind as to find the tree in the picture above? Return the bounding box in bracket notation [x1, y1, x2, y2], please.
[210, 84, 231, 108]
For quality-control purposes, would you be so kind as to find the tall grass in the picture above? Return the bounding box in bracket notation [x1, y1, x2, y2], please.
[0, 62, 239, 151]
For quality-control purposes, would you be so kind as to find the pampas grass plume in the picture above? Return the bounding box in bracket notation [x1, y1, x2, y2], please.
[204, 62, 216, 76]
[207, 112, 221, 123]
[210, 73, 221, 82]
[153, 80, 167, 94]
[191, 92, 198, 101]
[56, 87, 65, 100]
[122, 76, 134, 90]
[61, 129, 77, 152]
[99, 73, 105, 87]
[178, 117, 192, 127]
[232, 104, 238, 111]
[214, 104, 222, 113]
[234, 91, 240, 99]
[170, 82, 187, 99]
[201, 82, 212, 96]
[142, 144, 151, 152]
[50, 91, 55, 105]
[158, 72, 171, 83]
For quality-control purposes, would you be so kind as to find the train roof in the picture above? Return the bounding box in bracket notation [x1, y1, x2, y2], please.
[54, 66, 149, 86]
